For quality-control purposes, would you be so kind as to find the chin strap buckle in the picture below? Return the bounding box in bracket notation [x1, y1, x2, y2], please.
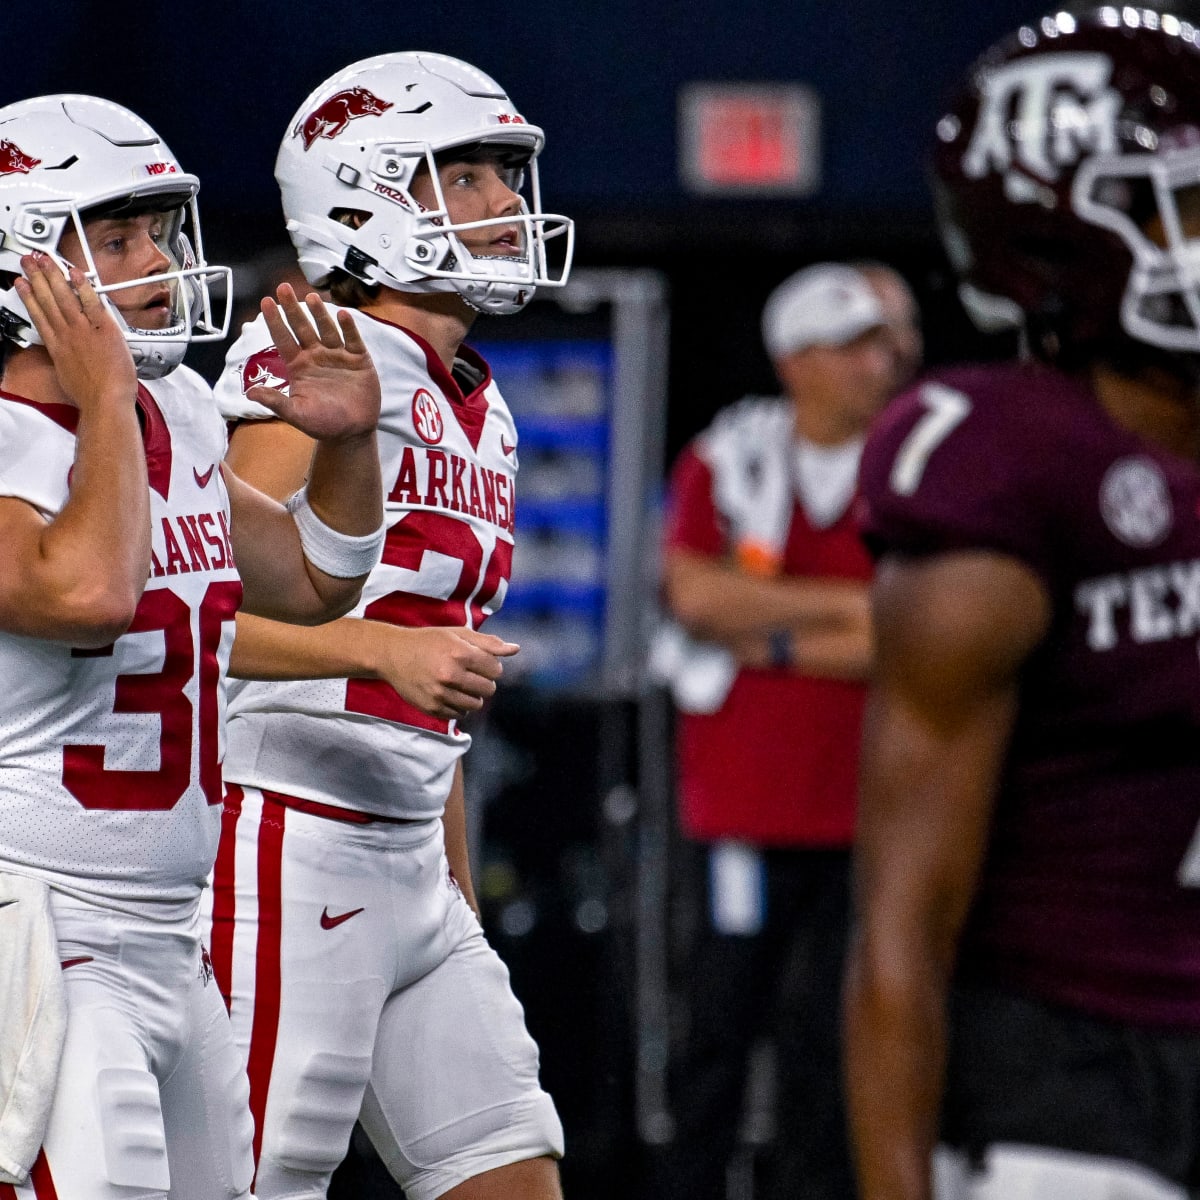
[343, 245, 377, 282]
[0, 303, 32, 346]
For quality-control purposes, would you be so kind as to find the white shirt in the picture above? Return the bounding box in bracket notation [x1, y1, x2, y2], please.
[217, 307, 518, 820]
[0, 367, 239, 918]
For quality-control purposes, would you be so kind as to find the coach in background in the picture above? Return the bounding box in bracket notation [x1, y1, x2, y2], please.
[655, 262, 914, 1200]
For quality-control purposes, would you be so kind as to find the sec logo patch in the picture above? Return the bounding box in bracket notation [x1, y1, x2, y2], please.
[412, 389, 444, 445]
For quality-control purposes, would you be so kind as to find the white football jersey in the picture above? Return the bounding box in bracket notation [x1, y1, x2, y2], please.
[217, 308, 517, 819]
[0, 368, 241, 919]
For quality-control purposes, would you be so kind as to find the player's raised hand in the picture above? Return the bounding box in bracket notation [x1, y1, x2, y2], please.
[248, 283, 381, 442]
[376, 626, 520, 720]
[14, 253, 137, 412]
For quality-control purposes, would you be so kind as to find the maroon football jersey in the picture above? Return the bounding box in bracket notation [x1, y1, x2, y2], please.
[859, 359, 1200, 1029]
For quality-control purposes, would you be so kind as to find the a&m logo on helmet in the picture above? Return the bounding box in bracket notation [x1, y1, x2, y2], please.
[0, 139, 41, 175]
[963, 53, 1120, 201]
[411, 389, 444, 445]
[296, 87, 394, 151]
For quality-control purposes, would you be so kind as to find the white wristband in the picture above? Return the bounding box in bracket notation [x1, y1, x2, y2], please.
[285, 488, 385, 579]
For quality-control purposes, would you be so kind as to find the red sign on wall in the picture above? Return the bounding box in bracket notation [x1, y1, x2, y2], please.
[679, 83, 820, 196]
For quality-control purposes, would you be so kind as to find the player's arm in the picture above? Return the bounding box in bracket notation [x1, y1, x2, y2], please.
[0, 255, 148, 646]
[442, 762, 481, 921]
[225, 285, 383, 623]
[724, 621, 872, 681]
[662, 547, 872, 679]
[229, 610, 517, 719]
[224, 409, 517, 718]
[843, 549, 1050, 1200]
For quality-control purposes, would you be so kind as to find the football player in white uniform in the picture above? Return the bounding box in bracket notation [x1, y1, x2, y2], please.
[208, 52, 572, 1200]
[0, 95, 384, 1200]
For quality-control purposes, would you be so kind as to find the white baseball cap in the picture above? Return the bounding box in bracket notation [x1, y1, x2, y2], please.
[761, 263, 885, 360]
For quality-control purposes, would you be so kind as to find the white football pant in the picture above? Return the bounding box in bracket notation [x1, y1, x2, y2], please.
[934, 1143, 1188, 1200]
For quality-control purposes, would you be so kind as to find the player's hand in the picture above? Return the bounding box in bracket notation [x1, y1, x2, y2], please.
[376, 626, 519, 720]
[15, 253, 136, 413]
[248, 283, 381, 443]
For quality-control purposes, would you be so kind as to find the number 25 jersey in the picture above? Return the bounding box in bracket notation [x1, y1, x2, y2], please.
[217, 307, 516, 821]
[859, 360, 1200, 1029]
[0, 369, 242, 920]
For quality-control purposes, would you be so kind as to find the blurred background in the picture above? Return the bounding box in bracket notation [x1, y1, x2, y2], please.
[1, 2, 1151, 1195]
[3, 0, 1045, 440]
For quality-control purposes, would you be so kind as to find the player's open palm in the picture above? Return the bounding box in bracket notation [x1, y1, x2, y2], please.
[379, 626, 520, 720]
[15, 253, 136, 414]
[248, 283, 381, 442]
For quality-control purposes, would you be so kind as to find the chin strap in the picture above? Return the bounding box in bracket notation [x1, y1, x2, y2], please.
[458, 279, 534, 315]
[127, 336, 189, 380]
[0, 283, 188, 380]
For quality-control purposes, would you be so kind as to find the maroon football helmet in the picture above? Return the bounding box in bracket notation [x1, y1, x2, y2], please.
[934, 8, 1200, 362]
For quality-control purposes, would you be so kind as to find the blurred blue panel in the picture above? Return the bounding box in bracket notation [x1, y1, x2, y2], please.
[508, 420, 609, 453]
[502, 584, 606, 617]
[514, 500, 608, 537]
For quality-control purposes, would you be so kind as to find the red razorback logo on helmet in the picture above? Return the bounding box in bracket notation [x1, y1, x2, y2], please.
[241, 347, 290, 396]
[0, 139, 41, 175]
[296, 87, 393, 150]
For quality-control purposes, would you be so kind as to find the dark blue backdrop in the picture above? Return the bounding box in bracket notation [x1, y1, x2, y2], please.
[2, 2, 1111, 453]
[6, 1, 1042, 222]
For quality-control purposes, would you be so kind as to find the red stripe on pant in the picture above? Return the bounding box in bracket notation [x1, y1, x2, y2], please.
[1, 1150, 59, 1198]
[30, 1153, 55, 1199]
[246, 794, 286, 1180]
[209, 782, 244, 1012]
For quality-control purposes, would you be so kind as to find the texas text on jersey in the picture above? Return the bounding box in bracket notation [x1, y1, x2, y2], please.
[859, 359, 1200, 1028]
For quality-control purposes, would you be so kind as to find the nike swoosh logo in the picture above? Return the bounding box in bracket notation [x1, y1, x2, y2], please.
[320, 906, 364, 930]
[0, 899, 17, 910]
[194, 463, 216, 489]
[61, 956, 94, 970]
[501, 437, 516, 456]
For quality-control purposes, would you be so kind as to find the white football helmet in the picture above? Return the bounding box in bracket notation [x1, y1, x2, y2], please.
[275, 52, 574, 315]
[0, 95, 231, 378]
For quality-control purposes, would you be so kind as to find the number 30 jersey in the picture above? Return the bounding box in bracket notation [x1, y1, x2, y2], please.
[858, 360, 1200, 1029]
[0, 369, 242, 920]
[217, 308, 517, 821]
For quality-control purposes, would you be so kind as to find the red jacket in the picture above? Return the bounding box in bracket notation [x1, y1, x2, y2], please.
[663, 444, 871, 846]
